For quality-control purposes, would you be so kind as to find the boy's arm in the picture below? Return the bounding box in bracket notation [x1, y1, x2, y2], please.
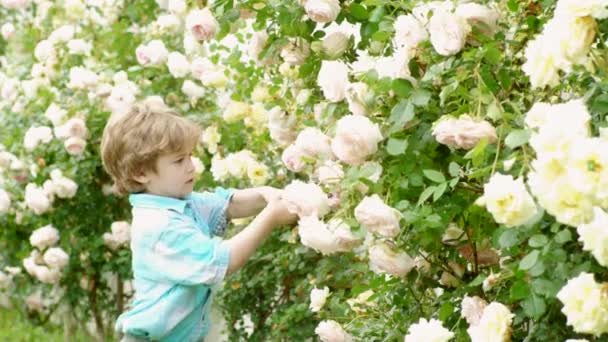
[222, 199, 296, 276]
[226, 186, 282, 219]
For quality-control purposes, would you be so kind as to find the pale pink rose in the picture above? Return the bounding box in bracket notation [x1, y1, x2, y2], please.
[185, 8, 218, 41]
[34, 265, 61, 284]
[280, 38, 311, 65]
[432, 115, 497, 149]
[281, 144, 310, 172]
[24, 292, 44, 312]
[354, 194, 401, 238]
[55, 118, 87, 139]
[298, 216, 340, 255]
[43, 247, 69, 269]
[25, 184, 51, 215]
[317, 60, 349, 102]
[345, 82, 371, 116]
[49, 170, 78, 199]
[135, 40, 169, 66]
[315, 320, 352, 342]
[305, 0, 341, 23]
[295, 127, 333, 160]
[1, 0, 30, 10]
[368, 243, 415, 277]
[429, 9, 471, 56]
[103, 221, 131, 251]
[316, 160, 344, 185]
[331, 115, 383, 165]
[283, 180, 330, 218]
[64, 136, 86, 155]
[455, 3, 500, 36]
[393, 14, 428, 49]
[1, 23, 15, 39]
[461, 295, 488, 326]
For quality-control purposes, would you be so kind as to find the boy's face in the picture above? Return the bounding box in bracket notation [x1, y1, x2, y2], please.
[139, 150, 196, 199]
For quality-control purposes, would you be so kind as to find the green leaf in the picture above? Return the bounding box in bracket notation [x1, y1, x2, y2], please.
[448, 162, 460, 177]
[371, 30, 391, 42]
[507, 0, 519, 11]
[463, 138, 489, 167]
[505, 129, 531, 149]
[554, 229, 572, 245]
[439, 81, 459, 107]
[499, 229, 519, 248]
[386, 138, 408, 156]
[510, 280, 530, 300]
[591, 94, 608, 114]
[483, 43, 501, 65]
[423, 170, 446, 183]
[486, 100, 503, 121]
[388, 100, 415, 134]
[438, 302, 454, 321]
[411, 89, 431, 107]
[520, 250, 540, 270]
[369, 6, 385, 22]
[528, 234, 549, 248]
[522, 294, 546, 320]
[532, 278, 561, 298]
[418, 186, 436, 206]
[433, 182, 448, 201]
[480, 65, 500, 94]
[349, 3, 369, 20]
[392, 79, 413, 98]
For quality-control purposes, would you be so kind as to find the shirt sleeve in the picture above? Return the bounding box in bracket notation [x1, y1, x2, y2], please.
[190, 187, 234, 237]
[148, 221, 230, 286]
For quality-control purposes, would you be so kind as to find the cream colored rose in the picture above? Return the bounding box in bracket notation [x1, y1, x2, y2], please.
[298, 216, 356, 255]
[55, 118, 87, 140]
[577, 207, 608, 267]
[25, 183, 51, 215]
[476, 173, 538, 227]
[316, 160, 344, 185]
[557, 272, 608, 336]
[64, 136, 86, 155]
[167, 52, 190, 78]
[542, 16, 596, 68]
[34, 265, 61, 284]
[467, 302, 514, 342]
[317, 60, 349, 102]
[345, 82, 372, 116]
[135, 40, 169, 66]
[185, 8, 218, 41]
[393, 14, 428, 49]
[24, 126, 53, 151]
[368, 243, 415, 277]
[322, 31, 349, 59]
[48, 169, 78, 199]
[404, 318, 455, 342]
[310, 286, 330, 312]
[304, 0, 340, 23]
[103, 221, 131, 251]
[331, 115, 383, 166]
[431, 115, 497, 150]
[29, 224, 59, 250]
[522, 36, 562, 89]
[555, 0, 608, 19]
[280, 38, 310, 65]
[455, 3, 500, 36]
[354, 194, 401, 238]
[524, 101, 553, 129]
[43, 247, 69, 269]
[201, 126, 221, 154]
[281, 144, 310, 172]
[315, 320, 352, 342]
[429, 9, 470, 56]
[461, 296, 488, 326]
[283, 180, 330, 218]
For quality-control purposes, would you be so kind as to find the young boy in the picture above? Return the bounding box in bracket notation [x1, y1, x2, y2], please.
[100, 99, 297, 342]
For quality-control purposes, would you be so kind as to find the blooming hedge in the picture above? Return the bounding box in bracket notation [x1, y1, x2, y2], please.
[2, 0, 608, 341]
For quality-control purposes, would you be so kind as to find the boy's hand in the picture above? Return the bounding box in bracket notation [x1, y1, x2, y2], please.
[258, 186, 283, 204]
[264, 198, 298, 227]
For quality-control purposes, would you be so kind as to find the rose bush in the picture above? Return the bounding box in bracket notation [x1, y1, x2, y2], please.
[2, 0, 608, 341]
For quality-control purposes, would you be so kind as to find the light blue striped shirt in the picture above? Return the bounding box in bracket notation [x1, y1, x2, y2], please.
[115, 188, 233, 341]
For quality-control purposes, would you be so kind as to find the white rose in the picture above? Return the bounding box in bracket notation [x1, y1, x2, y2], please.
[432, 115, 497, 150]
[135, 40, 169, 66]
[181, 80, 205, 102]
[394, 14, 428, 49]
[555, 0, 608, 19]
[298, 216, 355, 255]
[322, 31, 349, 59]
[23, 126, 53, 151]
[283, 180, 330, 218]
[544, 16, 597, 69]
[24, 292, 44, 312]
[404, 318, 454, 342]
[103, 221, 131, 250]
[280, 38, 310, 65]
[455, 3, 500, 36]
[461, 296, 488, 326]
[295, 127, 333, 160]
[29, 224, 59, 249]
[316, 160, 344, 185]
[167, 0, 186, 15]
[248, 30, 271, 63]
[43, 247, 69, 269]
[1, 0, 29, 9]
[154, 14, 181, 33]
[1, 23, 15, 40]
[67, 39, 92, 56]
[201, 126, 221, 154]
[34, 265, 61, 284]
[317, 60, 349, 102]
[329, 218, 360, 251]
[524, 102, 553, 129]
[222, 101, 249, 123]
[467, 302, 514, 342]
[185, 8, 218, 41]
[577, 207, 608, 267]
[522, 36, 562, 89]
[247, 162, 269, 186]
[331, 115, 383, 166]
[368, 243, 415, 277]
[55, 118, 87, 140]
[315, 320, 352, 342]
[49, 171, 78, 198]
[0, 189, 10, 213]
[428, 9, 471, 56]
[412, 1, 455, 27]
[191, 156, 205, 175]
[67, 67, 98, 90]
[310, 286, 330, 312]
[345, 82, 372, 116]
[268, 107, 297, 146]
[167, 52, 190, 78]
[476, 173, 539, 227]
[64, 137, 86, 155]
[354, 194, 401, 238]
[304, 0, 340, 23]
[48, 25, 75, 43]
[34, 39, 54, 61]
[557, 272, 608, 335]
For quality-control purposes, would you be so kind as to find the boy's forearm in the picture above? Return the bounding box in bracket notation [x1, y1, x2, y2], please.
[222, 209, 275, 276]
[226, 187, 267, 219]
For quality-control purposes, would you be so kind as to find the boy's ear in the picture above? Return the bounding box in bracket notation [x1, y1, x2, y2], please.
[132, 168, 150, 185]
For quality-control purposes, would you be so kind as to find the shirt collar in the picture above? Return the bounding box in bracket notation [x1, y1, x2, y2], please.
[129, 193, 193, 213]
